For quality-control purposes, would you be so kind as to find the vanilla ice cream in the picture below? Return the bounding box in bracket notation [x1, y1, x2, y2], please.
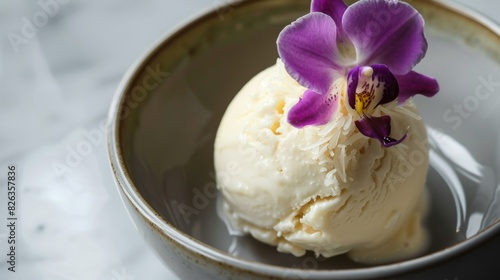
[214, 60, 430, 264]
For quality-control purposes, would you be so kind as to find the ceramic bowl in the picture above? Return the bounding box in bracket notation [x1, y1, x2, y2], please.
[107, 0, 500, 279]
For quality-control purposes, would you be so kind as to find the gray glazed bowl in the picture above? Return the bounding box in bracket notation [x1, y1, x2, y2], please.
[107, 0, 500, 279]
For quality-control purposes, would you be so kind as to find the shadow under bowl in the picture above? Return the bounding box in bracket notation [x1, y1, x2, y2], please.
[107, 0, 500, 279]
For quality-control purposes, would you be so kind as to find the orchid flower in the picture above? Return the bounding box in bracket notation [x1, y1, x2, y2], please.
[277, 0, 439, 147]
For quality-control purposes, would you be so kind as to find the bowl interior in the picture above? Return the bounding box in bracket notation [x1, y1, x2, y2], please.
[115, 0, 500, 271]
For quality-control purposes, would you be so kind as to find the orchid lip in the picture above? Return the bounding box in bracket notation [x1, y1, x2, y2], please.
[383, 134, 408, 147]
[355, 115, 408, 148]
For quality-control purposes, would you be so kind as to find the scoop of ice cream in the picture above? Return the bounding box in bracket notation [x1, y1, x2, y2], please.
[214, 60, 429, 264]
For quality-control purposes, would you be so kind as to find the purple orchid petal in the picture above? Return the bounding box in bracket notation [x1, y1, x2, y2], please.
[395, 71, 439, 104]
[347, 64, 399, 111]
[288, 89, 338, 128]
[355, 115, 407, 147]
[343, 0, 427, 75]
[311, 0, 349, 44]
[278, 13, 346, 94]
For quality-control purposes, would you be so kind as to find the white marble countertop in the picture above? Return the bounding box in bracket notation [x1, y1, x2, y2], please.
[0, 1, 498, 280]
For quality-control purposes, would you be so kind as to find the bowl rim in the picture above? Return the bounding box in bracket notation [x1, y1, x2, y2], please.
[107, 0, 500, 278]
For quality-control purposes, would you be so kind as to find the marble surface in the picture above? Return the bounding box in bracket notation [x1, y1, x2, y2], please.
[0, 1, 498, 280]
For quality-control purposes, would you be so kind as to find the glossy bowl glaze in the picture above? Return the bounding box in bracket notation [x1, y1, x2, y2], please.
[107, 0, 500, 279]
